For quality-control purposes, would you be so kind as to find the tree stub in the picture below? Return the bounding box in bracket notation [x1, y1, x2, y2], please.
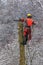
[18, 21, 26, 65]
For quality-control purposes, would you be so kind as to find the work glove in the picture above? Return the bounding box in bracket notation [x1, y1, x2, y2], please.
[19, 18, 24, 22]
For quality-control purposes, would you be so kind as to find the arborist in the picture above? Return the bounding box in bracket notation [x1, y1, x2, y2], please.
[20, 13, 36, 45]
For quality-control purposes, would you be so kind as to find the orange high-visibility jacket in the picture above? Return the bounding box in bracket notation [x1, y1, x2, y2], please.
[26, 18, 33, 26]
[21, 18, 33, 26]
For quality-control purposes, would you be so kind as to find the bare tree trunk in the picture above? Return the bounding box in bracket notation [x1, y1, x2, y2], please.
[18, 21, 26, 65]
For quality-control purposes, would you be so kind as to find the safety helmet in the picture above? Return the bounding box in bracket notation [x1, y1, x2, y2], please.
[27, 13, 32, 17]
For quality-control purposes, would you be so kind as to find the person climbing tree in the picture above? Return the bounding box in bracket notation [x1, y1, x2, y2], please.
[20, 13, 36, 45]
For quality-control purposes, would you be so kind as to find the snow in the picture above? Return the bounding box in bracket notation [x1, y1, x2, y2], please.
[0, 0, 43, 65]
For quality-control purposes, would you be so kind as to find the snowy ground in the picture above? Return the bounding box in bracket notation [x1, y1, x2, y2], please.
[0, 0, 43, 65]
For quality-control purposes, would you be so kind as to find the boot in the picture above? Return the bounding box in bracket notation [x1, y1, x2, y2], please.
[22, 35, 28, 45]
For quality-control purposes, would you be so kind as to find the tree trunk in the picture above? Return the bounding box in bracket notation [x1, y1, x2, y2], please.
[18, 21, 26, 65]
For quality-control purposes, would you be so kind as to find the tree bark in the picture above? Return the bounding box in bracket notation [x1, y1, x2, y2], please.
[18, 21, 26, 65]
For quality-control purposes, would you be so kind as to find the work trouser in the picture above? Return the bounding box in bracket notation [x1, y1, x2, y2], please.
[28, 26, 31, 40]
[24, 26, 31, 41]
[23, 26, 31, 45]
